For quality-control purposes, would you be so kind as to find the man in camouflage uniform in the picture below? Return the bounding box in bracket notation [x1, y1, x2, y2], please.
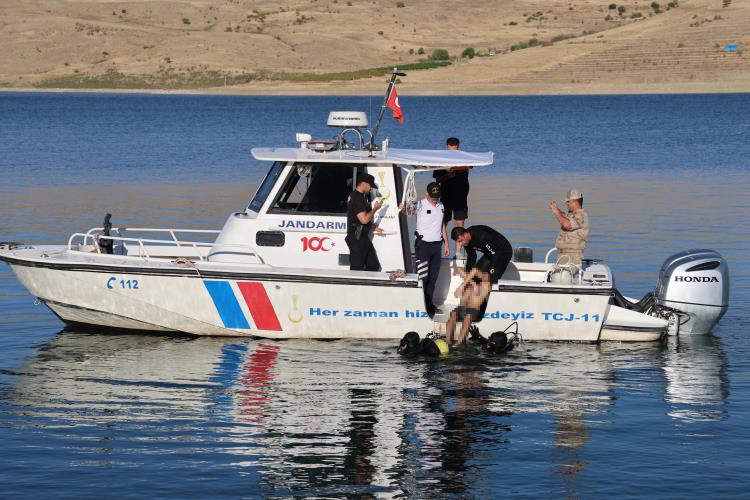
[549, 189, 589, 265]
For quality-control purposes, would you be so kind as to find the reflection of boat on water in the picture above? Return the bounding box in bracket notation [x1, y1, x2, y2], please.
[6, 330, 417, 494]
[490, 343, 617, 417]
[8, 331, 231, 419]
[661, 335, 728, 422]
[4, 329, 730, 495]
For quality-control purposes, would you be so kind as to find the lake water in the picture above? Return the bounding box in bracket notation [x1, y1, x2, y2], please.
[1, 92, 749, 498]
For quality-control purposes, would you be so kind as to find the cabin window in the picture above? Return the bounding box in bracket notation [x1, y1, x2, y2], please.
[270, 163, 365, 215]
[248, 161, 285, 213]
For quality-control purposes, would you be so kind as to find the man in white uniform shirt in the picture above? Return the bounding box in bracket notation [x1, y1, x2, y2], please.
[402, 182, 450, 315]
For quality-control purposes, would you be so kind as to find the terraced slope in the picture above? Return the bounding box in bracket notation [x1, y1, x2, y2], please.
[516, 2, 749, 85]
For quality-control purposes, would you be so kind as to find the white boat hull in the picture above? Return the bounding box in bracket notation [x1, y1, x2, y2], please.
[5, 252, 666, 342]
[599, 305, 666, 342]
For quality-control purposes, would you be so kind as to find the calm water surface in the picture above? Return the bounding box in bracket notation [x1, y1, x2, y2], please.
[1, 93, 749, 498]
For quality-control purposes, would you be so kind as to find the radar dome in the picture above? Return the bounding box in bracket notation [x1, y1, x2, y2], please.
[327, 111, 368, 128]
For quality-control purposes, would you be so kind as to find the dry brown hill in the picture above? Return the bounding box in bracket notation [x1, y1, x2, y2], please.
[1, 0, 748, 94]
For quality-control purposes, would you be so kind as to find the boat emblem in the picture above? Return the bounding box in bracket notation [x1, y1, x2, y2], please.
[377, 171, 390, 201]
[301, 236, 333, 252]
[288, 295, 303, 323]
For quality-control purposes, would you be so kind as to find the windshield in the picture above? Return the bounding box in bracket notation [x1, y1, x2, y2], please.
[269, 163, 365, 215]
[248, 161, 285, 213]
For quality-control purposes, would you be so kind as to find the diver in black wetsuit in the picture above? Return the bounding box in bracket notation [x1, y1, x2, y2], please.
[451, 225, 513, 285]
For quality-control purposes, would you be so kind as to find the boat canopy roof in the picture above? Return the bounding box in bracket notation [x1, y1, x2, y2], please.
[251, 147, 493, 170]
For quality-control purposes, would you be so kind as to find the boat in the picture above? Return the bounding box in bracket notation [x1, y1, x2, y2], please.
[0, 76, 729, 342]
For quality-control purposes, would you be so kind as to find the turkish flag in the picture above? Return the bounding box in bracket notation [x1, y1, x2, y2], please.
[387, 85, 404, 124]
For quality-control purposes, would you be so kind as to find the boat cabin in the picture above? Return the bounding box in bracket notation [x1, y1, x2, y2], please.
[208, 111, 494, 277]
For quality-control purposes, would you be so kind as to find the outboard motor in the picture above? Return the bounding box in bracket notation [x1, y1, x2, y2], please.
[654, 249, 729, 335]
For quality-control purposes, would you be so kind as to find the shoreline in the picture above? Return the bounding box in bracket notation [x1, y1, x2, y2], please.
[2, 81, 749, 96]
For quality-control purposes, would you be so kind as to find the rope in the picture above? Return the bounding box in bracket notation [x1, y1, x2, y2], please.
[173, 257, 195, 269]
[402, 169, 418, 211]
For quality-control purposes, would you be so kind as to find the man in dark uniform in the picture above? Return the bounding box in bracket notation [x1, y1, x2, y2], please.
[451, 225, 513, 286]
[345, 173, 384, 271]
[433, 137, 471, 254]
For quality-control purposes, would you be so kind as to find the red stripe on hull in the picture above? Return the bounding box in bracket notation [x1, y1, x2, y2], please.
[237, 282, 283, 331]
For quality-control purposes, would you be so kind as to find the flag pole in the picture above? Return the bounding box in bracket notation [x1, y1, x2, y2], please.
[369, 68, 406, 154]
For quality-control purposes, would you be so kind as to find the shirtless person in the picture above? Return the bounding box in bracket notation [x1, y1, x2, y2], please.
[446, 225, 512, 346]
[445, 268, 491, 346]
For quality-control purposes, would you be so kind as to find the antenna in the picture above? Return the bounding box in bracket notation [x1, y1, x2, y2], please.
[369, 68, 406, 154]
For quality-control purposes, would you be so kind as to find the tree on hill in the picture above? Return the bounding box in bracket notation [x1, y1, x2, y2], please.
[430, 49, 450, 61]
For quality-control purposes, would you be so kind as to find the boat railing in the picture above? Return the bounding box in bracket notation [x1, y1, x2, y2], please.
[84, 227, 221, 247]
[68, 232, 265, 264]
[545, 247, 558, 264]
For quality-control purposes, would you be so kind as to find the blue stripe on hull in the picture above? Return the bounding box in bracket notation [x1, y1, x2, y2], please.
[203, 281, 250, 329]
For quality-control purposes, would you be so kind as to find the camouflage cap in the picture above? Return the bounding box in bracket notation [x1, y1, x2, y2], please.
[565, 189, 583, 201]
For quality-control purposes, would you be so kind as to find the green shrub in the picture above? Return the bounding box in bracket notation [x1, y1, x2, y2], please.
[417, 47, 424, 55]
[551, 34, 574, 43]
[608, 3, 617, 9]
[510, 37, 545, 51]
[430, 48, 450, 61]
[617, 5, 626, 14]
[461, 47, 475, 58]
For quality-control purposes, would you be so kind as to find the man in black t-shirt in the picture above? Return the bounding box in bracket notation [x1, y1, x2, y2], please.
[451, 225, 513, 285]
[345, 173, 384, 271]
[433, 137, 471, 254]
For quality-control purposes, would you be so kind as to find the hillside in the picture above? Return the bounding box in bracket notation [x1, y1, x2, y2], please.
[0, 0, 748, 94]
